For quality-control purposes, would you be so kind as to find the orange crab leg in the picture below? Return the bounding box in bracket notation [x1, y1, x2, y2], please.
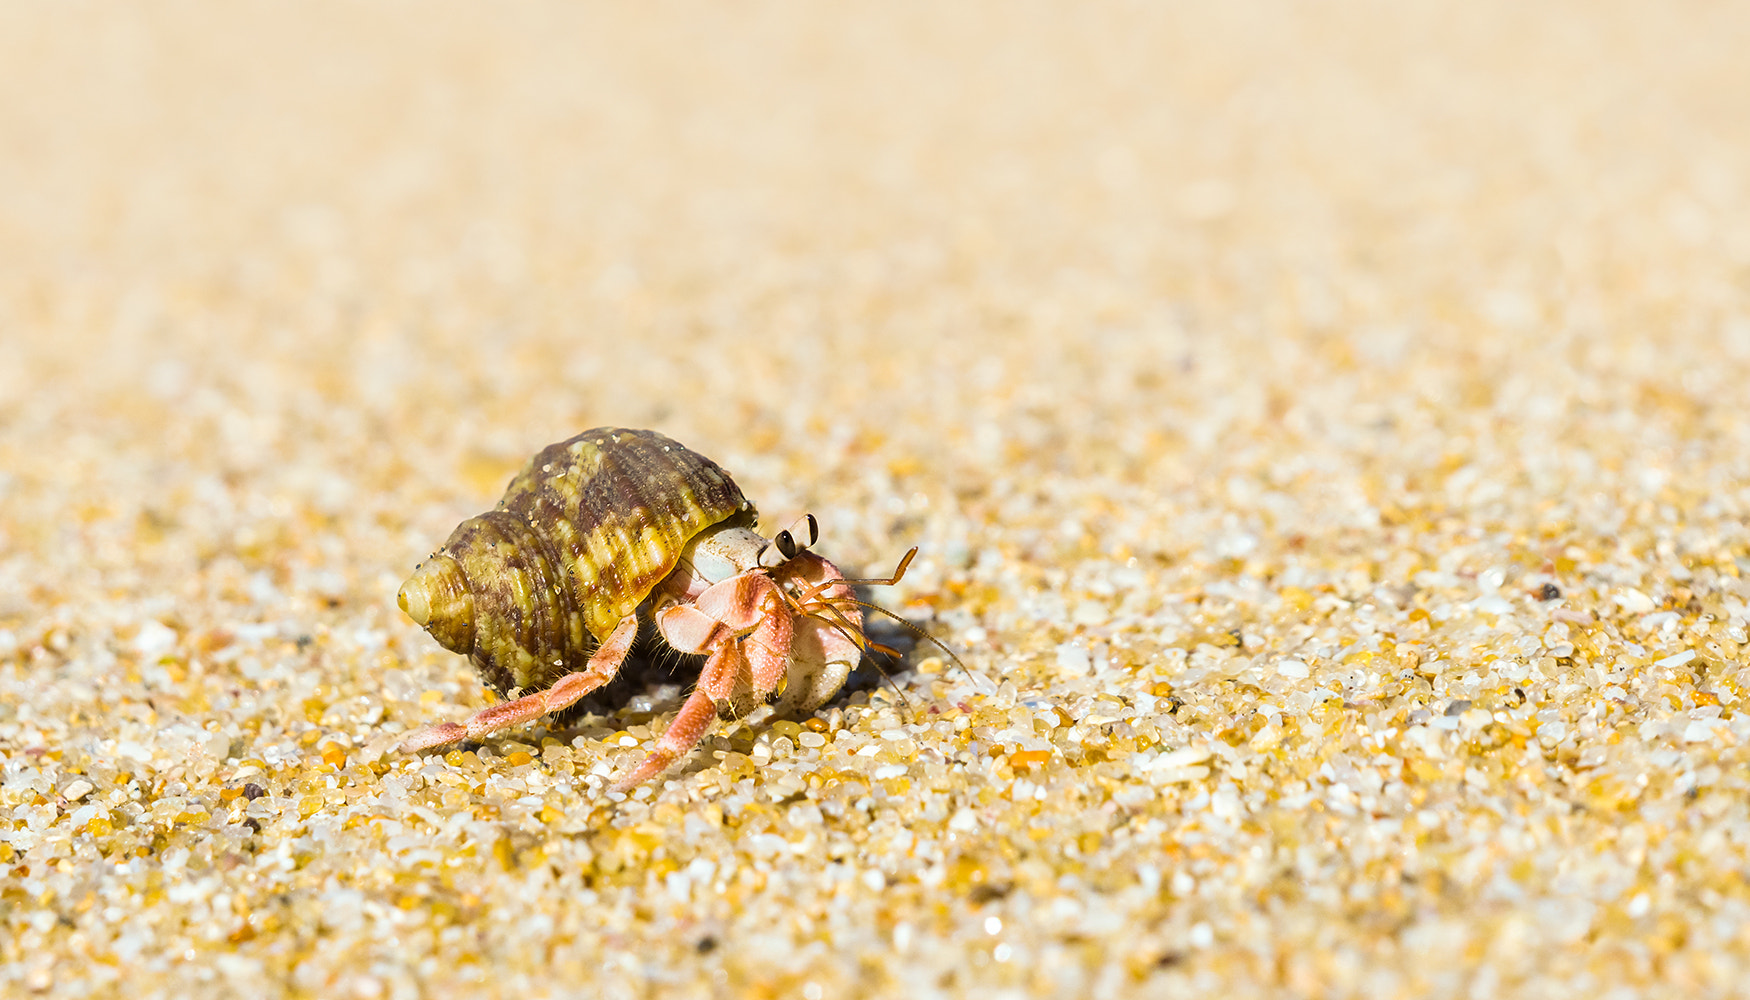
[400, 611, 642, 753]
[612, 638, 747, 790]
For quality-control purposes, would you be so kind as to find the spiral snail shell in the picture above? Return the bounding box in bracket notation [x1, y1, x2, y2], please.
[396, 427, 873, 789]
[399, 427, 753, 702]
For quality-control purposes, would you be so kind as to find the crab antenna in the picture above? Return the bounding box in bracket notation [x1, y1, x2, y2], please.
[775, 542, 967, 716]
[781, 575, 970, 682]
[773, 586, 916, 715]
[775, 584, 862, 646]
[833, 547, 917, 588]
[838, 597, 969, 677]
[777, 546, 965, 678]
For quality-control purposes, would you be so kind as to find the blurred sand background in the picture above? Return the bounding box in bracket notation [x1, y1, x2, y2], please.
[5, 3, 1750, 998]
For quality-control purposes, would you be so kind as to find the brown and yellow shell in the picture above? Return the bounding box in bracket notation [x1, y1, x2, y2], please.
[396, 428, 755, 699]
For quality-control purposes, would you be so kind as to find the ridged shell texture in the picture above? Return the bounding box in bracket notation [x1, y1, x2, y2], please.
[398, 428, 754, 696]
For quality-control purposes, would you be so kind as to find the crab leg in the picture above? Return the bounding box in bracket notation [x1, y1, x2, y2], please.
[657, 572, 794, 698]
[654, 602, 732, 654]
[612, 637, 748, 790]
[740, 586, 793, 698]
[400, 612, 642, 752]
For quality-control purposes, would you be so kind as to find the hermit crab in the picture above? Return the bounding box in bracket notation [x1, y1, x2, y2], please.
[395, 427, 921, 789]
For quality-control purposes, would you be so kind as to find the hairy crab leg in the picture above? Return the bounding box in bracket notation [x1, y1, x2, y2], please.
[653, 601, 731, 654]
[658, 572, 796, 700]
[612, 638, 748, 790]
[742, 581, 794, 697]
[400, 612, 641, 752]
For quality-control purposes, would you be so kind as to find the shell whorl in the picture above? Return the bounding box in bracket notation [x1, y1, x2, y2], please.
[495, 428, 754, 641]
[401, 510, 589, 695]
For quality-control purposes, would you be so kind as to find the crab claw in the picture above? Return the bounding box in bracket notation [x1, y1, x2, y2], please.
[772, 613, 862, 716]
[769, 551, 864, 716]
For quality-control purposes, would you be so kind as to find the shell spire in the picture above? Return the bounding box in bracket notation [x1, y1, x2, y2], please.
[397, 553, 475, 654]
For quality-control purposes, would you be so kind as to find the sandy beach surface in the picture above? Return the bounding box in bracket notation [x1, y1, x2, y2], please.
[4, 4, 1750, 997]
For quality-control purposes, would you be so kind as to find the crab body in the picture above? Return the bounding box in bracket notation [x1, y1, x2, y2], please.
[396, 427, 865, 789]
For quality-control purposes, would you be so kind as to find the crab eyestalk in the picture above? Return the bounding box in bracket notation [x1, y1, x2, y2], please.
[398, 553, 477, 654]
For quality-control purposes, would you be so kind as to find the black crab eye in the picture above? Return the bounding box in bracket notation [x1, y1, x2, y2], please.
[802, 513, 818, 549]
[774, 530, 798, 561]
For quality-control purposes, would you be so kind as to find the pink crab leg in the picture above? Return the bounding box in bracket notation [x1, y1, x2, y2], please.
[612, 638, 747, 790]
[400, 611, 642, 753]
[742, 590, 793, 695]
